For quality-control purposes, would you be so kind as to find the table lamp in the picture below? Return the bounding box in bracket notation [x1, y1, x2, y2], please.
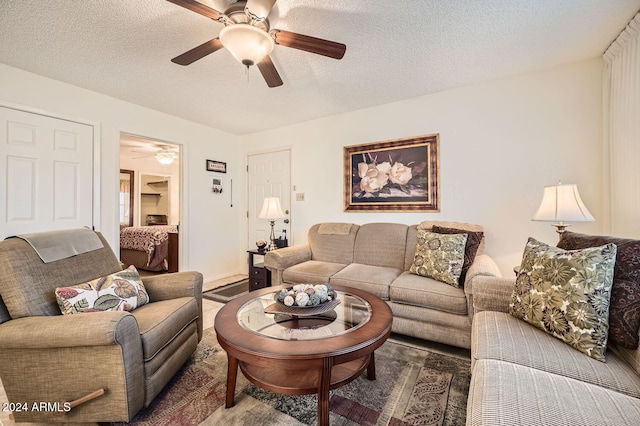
[258, 196, 285, 251]
[532, 182, 595, 237]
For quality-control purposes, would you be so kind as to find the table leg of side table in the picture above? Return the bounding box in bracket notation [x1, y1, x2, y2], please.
[225, 354, 239, 408]
[318, 357, 333, 426]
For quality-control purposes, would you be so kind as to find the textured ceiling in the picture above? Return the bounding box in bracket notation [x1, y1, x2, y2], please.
[1, 1, 639, 135]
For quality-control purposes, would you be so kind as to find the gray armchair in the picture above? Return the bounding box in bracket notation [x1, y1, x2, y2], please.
[0, 229, 203, 423]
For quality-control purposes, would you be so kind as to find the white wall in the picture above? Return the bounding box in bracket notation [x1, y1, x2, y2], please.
[0, 64, 243, 283]
[242, 59, 605, 276]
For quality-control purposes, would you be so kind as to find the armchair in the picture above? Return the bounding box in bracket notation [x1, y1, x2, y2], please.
[0, 229, 203, 423]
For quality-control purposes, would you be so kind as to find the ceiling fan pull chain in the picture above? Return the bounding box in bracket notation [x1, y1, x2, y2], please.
[245, 64, 250, 83]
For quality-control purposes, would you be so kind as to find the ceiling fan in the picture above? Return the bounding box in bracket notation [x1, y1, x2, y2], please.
[132, 145, 179, 165]
[166, 0, 347, 87]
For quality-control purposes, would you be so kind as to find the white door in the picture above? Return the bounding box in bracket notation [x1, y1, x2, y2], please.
[247, 149, 291, 249]
[0, 107, 94, 239]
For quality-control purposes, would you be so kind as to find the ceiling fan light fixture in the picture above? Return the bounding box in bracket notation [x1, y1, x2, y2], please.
[155, 151, 176, 165]
[219, 24, 274, 66]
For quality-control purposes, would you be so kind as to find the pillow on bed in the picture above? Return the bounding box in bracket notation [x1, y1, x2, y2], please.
[55, 265, 149, 315]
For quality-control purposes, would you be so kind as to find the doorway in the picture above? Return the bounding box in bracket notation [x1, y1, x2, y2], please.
[119, 134, 181, 228]
[247, 149, 291, 249]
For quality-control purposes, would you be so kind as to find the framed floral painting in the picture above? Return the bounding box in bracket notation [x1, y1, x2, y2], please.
[343, 134, 439, 212]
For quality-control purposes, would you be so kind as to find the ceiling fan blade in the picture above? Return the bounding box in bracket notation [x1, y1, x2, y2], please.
[245, 0, 277, 21]
[271, 29, 346, 60]
[171, 38, 223, 65]
[257, 55, 283, 88]
[165, 0, 223, 21]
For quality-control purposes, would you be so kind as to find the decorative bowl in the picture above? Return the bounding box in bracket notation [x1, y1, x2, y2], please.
[273, 284, 336, 308]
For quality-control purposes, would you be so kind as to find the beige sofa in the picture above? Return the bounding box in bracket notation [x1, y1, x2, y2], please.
[467, 275, 640, 425]
[0, 229, 203, 423]
[265, 221, 501, 349]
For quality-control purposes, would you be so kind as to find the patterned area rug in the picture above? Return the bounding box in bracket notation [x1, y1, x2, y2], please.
[105, 328, 470, 426]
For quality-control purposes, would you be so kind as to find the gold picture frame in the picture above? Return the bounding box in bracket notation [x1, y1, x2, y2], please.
[343, 134, 440, 212]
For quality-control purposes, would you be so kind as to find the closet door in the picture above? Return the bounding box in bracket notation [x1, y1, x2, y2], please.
[0, 107, 94, 239]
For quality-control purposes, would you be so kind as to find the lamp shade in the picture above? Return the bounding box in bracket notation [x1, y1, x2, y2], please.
[532, 183, 595, 223]
[219, 24, 274, 66]
[258, 197, 285, 220]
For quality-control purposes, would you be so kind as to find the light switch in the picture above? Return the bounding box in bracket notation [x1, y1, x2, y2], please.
[296, 193, 305, 201]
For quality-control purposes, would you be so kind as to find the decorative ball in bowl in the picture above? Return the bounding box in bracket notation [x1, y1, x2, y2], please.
[273, 284, 336, 308]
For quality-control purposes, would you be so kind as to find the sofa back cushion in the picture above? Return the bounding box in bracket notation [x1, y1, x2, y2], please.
[405, 221, 486, 271]
[353, 223, 408, 270]
[308, 223, 360, 264]
[0, 232, 122, 320]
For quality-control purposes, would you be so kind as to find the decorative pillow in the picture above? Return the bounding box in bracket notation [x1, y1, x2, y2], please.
[410, 230, 468, 287]
[558, 231, 640, 349]
[509, 237, 617, 362]
[55, 265, 149, 315]
[432, 225, 484, 287]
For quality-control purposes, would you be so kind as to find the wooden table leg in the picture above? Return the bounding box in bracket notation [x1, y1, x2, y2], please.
[367, 351, 376, 380]
[318, 357, 333, 426]
[225, 354, 239, 408]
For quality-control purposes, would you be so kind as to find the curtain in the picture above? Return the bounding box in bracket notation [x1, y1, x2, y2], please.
[120, 179, 130, 193]
[603, 12, 640, 237]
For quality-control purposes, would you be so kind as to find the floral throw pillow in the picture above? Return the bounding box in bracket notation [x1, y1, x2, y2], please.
[55, 265, 149, 315]
[558, 231, 640, 349]
[410, 230, 468, 287]
[509, 237, 617, 362]
[432, 225, 484, 287]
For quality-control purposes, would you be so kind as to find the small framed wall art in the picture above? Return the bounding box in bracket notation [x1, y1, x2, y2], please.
[206, 160, 227, 173]
[343, 134, 440, 212]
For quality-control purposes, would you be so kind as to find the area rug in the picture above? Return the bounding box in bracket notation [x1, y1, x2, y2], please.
[202, 279, 249, 303]
[105, 328, 470, 426]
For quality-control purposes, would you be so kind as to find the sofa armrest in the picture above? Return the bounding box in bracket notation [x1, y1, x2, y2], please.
[471, 275, 515, 314]
[265, 245, 312, 286]
[142, 271, 203, 340]
[0, 311, 139, 349]
[464, 254, 502, 285]
[142, 271, 203, 302]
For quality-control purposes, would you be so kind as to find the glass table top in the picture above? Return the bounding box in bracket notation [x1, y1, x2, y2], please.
[237, 290, 372, 341]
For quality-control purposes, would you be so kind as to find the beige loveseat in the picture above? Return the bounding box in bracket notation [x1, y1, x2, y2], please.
[265, 221, 501, 349]
[467, 232, 640, 425]
[0, 229, 203, 423]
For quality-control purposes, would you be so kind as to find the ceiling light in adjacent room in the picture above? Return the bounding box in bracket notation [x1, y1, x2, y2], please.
[155, 151, 176, 165]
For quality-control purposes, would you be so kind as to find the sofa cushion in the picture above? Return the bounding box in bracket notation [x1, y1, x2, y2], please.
[418, 221, 486, 255]
[509, 237, 617, 362]
[410, 230, 467, 287]
[330, 263, 402, 300]
[282, 260, 347, 285]
[131, 296, 199, 363]
[432, 225, 483, 287]
[390, 271, 467, 315]
[308, 223, 359, 264]
[467, 358, 640, 426]
[558, 231, 640, 349]
[472, 311, 640, 398]
[353, 223, 408, 270]
[55, 266, 149, 315]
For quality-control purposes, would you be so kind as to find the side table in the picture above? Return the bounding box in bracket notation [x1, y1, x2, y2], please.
[247, 250, 271, 291]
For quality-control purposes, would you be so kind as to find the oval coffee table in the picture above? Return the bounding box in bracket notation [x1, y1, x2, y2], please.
[214, 285, 392, 426]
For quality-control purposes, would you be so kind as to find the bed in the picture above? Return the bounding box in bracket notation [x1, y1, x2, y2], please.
[119, 225, 178, 272]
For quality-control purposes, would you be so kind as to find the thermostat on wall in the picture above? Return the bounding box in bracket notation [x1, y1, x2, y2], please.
[212, 178, 223, 194]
